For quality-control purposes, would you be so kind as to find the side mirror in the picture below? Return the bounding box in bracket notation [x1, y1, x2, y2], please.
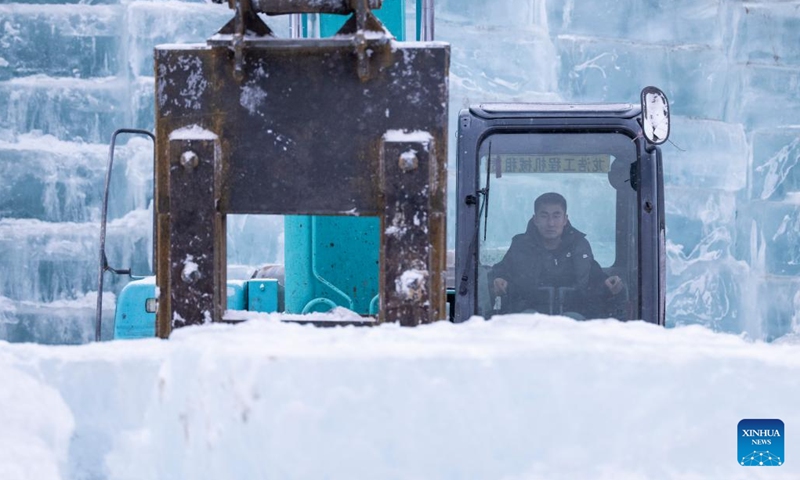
[640, 86, 670, 145]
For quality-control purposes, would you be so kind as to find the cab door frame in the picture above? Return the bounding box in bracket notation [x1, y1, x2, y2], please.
[453, 103, 665, 325]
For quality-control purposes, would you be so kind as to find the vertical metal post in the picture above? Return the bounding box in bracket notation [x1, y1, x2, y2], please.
[415, 0, 421, 40]
[420, 0, 434, 40]
[289, 13, 303, 38]
[381, 133, 446, 325]
[157, 131, 225, 337]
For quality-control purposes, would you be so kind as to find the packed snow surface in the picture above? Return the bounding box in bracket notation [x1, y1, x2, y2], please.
[2, 315, 799, 480]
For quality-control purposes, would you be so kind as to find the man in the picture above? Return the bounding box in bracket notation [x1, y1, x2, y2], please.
[490, 192, 624, 318]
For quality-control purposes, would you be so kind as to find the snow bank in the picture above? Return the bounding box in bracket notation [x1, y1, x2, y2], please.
[2, 315, 800, 479]
[0, 360, 73, 480]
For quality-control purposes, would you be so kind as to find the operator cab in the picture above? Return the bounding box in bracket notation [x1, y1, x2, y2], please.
[454, 88, 668, 324]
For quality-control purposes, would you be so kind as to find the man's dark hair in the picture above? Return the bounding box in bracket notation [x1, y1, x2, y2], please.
[534, 192, 567, 214]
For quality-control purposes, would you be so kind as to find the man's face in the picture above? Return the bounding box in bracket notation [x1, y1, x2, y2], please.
[533, 203, 568, 240]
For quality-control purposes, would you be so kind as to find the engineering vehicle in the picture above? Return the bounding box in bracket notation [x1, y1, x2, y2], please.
[96, 0, 669, 340]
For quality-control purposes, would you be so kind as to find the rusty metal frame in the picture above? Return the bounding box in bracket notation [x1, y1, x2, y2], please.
[154, 13, 449, 337]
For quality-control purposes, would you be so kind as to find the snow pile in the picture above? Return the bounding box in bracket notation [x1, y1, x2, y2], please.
[0, 360, 73, 480]
[2, 315, 800, 479]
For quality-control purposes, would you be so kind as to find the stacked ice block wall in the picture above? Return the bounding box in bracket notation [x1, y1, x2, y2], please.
[1, 0, 799, 341]
[0, 1, 286, 342]
[437, 0, 800, 340]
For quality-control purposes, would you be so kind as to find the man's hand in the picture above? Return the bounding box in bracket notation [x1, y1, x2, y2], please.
[493, 277, 508, 295]
[604, 275, 624, 295]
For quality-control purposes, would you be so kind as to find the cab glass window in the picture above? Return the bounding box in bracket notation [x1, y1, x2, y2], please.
[475, 132, 638, 321]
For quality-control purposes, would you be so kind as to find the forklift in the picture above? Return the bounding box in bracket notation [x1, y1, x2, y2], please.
[96, 0, 668, 340]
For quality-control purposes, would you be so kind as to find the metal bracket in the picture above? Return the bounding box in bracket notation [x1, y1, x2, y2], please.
[215, 0, 274, 80]
[157, 130, 225, 335]
[213, 0, 383, 15]
[381, 133, 446, 325]
[154, 23, 449, 336]
[211, 0, 390, 81]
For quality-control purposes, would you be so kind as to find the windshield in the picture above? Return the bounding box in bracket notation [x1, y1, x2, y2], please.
[476, 132, 639, 321]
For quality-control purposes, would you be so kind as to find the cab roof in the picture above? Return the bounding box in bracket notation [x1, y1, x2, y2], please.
[469, 103, 641, 119]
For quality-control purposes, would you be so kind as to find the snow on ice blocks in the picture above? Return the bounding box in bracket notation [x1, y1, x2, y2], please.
[0, 212, 152, 303]
[3, 317, 800, 479]
[0, 293, 117, 344]
[0, 4, 120, 80]
[0, 134, 153, 222]
[0, 2, 231, 79]
[0, 75, 129, 143]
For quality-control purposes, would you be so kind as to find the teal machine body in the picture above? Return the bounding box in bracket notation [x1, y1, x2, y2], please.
[283, 0, 407, 316]
[284, 216, 381, 314]
[115, 278, 280, 339]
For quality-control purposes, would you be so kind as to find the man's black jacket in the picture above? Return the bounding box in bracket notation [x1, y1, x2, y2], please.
[489, 218, 614, 316]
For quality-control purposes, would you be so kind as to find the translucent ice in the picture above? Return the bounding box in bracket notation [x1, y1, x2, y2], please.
[0, 75, 128, 143]
[2, 0, 800, 343]
[0, 4, 120, 80]
[751, 127, 800, 201]
[730, 2, 800, 67]
[556, 36, 730, 119]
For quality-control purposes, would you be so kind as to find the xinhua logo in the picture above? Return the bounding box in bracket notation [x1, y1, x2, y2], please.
[738, 419, 784, 466]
